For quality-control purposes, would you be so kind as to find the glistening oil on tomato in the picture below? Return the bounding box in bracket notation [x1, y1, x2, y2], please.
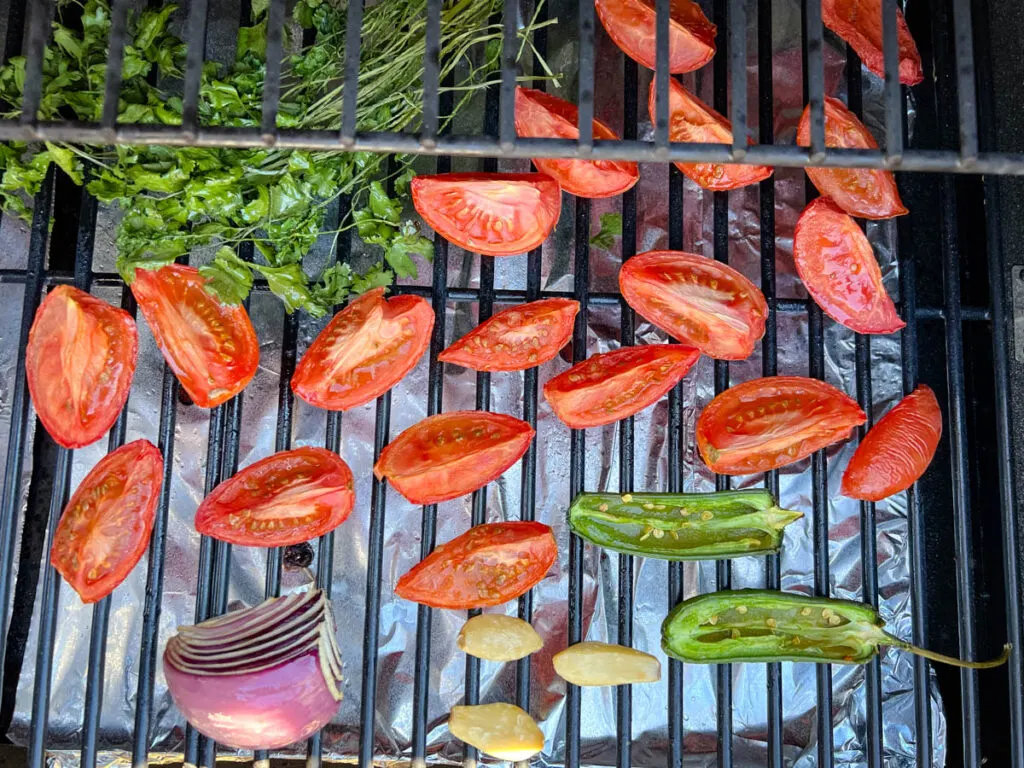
[595, 0, 716, 73]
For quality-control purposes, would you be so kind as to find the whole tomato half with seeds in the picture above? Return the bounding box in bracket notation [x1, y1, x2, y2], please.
[822, 0, 923, 86]
[595, 0, 716, 73]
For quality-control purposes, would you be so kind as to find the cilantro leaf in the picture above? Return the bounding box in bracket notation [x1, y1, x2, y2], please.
[589, 212, 623, 250]
[199, 247, 254, 305]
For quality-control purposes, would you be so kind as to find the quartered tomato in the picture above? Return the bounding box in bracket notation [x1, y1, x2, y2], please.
[822, 0, 923, 86]
[841, 385, 942, 501]
[544, 344, 700, 428]
[395, 521, 557, 609]
[696, 376, 867, 474]
[619, 250, 768, 360]
[50, 440, 163, 603]
[439, 298, 579, 372]
[375, 411, 535, 504]
[195, 447, 355, 547]
[595, 0, 716, 73]
[131, 265, 259, 408]
[797, 97, 908, 219]
[292, 288, 433, 410]
[26, 285, 138, 449]
[411, 173, 561, 257]
[653, 78, 773, 191]
[514, 88, 639, 199]
[793, 198, 904, 334]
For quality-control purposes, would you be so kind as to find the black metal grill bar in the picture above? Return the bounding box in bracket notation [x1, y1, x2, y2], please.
[421, 0, 443, 146]
[951, 0, 979, 162]
[260, 0, 287, 140]
[652, 0, 669, 149]
[100, 0, 131, 132]
[181, 0, 210, 136]
[499, 0, 517, 149]
[576, 0, 595, 150]
[339, 0, 364, 147]
[802, 0, 826, 159]
[17, 1, 52, 132]
[728, 0, 747, 157]
[881, 0, 902, 160]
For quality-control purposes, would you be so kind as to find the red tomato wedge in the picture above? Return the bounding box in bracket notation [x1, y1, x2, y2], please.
[797, 98, 908, 219]
[26, 286, 138, 449]
[595, 0, 716, 73]
[195, 447, 355, 547]
[544, 344, 700, 428]
[375, 411, 535, 504]
[411, 173, 561, 257]
[653, 78, 773, 191]
[50, 440, 163, 603]
[822, 0, 923, 86]
[131, 265, 258, 408]
[619, 250, 768, 360]
[395, 521, 557, 609]
[793, 198, 904, 334]
[292, 288, 433, 410]
[438, 298, 579, 372]
[696, 376, 867, 474]
[514, 88, 639, 199]
[841, 385, 942, 501]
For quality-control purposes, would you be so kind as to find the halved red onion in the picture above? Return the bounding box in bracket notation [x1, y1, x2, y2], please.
[163, 589, 343, 750]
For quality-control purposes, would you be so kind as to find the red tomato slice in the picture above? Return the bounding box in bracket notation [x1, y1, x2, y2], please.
[697, 376, 867, 474]
[653, 78, 773, 191]
[375, 411, 535, 504]
[514, 88, 639, 199]
[595, 0, 716, 73]
[26, 286, 138, 449]
[822, 0, 923, 86]
[50, 440, 163, 603]
[619, 250, 768, 360]
[841, 385, 942, 501]
[395, 521, 557, 609]
[797, 97, 908, 220]
[195, 447, 355, 547]
[411, 173, 561, 257]
[292, 288, 433, 410]
[438, 298, 579, 372]
[793, 198, 905, 334]
[131, 265, 259, 408]
[544, 344, 700, 428]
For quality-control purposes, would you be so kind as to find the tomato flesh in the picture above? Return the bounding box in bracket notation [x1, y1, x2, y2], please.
[595, 0, 716, 73]
[51, 440, 163, 603]
[822, 0, 923, 85]
[26, 286, 138, 449]
[697, 376, 867, 474]
[395, 521, 557, 609]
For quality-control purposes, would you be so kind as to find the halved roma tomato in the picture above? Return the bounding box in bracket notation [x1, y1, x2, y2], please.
[619, 250, 768, 360]
[653, 78, 773, 191]
[26, 285, 138, 449]
[797, 97, 908, 219]
[514, 88, 639, 199]
[841, 385, 942, 501]
[395, 521, 557, 609]
[131, 265, 258, 408]
[544, 344, 700, 428]
[822, 0, 923, 86]
[292, 288, 433, 410]
[793, 198, 904, 334]
[195, 447, 354, 547]
[439, 298, 579, 372]
[595, 0, 716, 73]
[697, 376, 866, 474]
[51, 439, 163, 603]
[375, 411, 535, 504]
[411, 173, 561, 257]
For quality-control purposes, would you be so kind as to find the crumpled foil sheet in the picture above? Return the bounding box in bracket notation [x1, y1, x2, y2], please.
[3, 0, 946, 765]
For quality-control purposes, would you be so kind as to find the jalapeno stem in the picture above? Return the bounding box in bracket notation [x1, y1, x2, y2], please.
[885, 635, 1012, 669]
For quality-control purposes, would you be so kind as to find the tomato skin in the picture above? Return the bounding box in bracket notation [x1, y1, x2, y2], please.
[822, 0, 923, 86]
[514, 88, 639, 199]
[26, 286, 138, 449]
[411, 173, 561, 257]
[292, 288, 434, 410]
[50, 440, 163, 603]
[797, 98, 907, 220]
[619, 250, 768, 360]
[793, 198, 905, 334]
[375, 411, 535, 504]
[195, 447, 354, 547]
[131, 265, 259, 408]
[595, 0, 716, 73]
[544, 344, 700, 428]
[841, 385, 942, 501]
[439, 298, 579, 372]
[697, 376, 867, 474]
[395, 521, 557, 609]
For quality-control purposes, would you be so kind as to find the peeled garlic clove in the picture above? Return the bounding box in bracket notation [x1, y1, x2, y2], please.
[457, 614, 543, 662]
[448, 703, 544, 761]
[553, 641, 661, 686]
